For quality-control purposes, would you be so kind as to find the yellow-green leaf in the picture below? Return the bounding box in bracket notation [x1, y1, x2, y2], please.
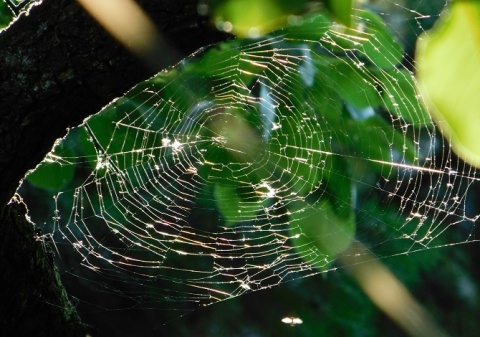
[416, 1, 480, 168]
[212, 0, 307, 38]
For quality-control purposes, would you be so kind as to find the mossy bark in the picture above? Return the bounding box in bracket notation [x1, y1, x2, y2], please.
[0, 196, 90, 336]
[0, 0, 229, 334]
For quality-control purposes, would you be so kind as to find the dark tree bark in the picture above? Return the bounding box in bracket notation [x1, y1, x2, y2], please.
[0, 0, 229, 334]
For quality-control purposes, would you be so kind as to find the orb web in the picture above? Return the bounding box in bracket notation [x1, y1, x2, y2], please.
[19, 0, 478, 325]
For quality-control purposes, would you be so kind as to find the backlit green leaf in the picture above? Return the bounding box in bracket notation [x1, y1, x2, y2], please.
[316, 58, 382, 109]
[416, 1, 480, 168]
[26, 145, 75, 191]
[290, 198, 355, 260]
[268, 113, 324, 197]
[378, 68, 431, 127]
[212, 0, 308, 38]
[325, 0, 353, 27]
[276, 12, 330, 41]
[355, 9, 404, 69]
[214, 183, 264, 226]
[319, 155, 353, 220]
[346, 115, 416, 171]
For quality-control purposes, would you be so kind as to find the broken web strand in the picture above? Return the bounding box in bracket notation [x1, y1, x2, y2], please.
[19, 0, 479, 323]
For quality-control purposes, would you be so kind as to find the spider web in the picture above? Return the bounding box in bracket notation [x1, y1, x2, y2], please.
[18, 0, 479, 331]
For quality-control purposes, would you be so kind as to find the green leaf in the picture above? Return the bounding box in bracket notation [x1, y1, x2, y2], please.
[319, 155, 353, 220]
[307, 77, 343, 124]
[346, 115, 416, 171]
[290, 198, 355, 260]
[354, 9, 404, 69]
[276, 12, 331, 41]
[0, 1, 14, 28]
[268, 113, 324, 197]
[325, 0, 353, 27]
[378, 68, 431, 127]
[210, 109, 265, 163]
[212, 0, 308, 38]
[214, 183, 265, 226]
[26, 144, 75, 191]
[323, 114, 416, 176]
[196, 107, 271, 186]
[416, 1, 480, 168]
[316, 58, 382, 109]
[86, 104, 128, 151]
[189, 43, 241, 78]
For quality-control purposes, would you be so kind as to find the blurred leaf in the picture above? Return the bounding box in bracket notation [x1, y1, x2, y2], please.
[268, 113, 323, 197]
[354, 9, 404, 69]
[275, 12, 331, 41]
[212, 0, 308, 38]
[320, 155, 353, 219]
[378, 68, 431, 127]
[416, 1, 480, 168]
[214, 183, 264, 226]
[316, 58, 382, 109]
[198, 108, 268, 186]
[0, 1, 14, 28]
[325, 0, 353, 27]
[347, 115, 416, 170]
[27, 145, 75, 191]
[323, 114, 415, 177]
[190, 43, 240, 77]
[86, 104, 126, 151]
[78, 125, 99, 170]
[290, 198, 355, 259]
[307, 77, 343, 124]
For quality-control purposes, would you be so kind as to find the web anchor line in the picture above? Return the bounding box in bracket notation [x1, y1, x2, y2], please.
[5, 0, 31, 16]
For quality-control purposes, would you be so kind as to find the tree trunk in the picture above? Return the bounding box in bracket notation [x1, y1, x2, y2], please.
[0, 0, 228, 334]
